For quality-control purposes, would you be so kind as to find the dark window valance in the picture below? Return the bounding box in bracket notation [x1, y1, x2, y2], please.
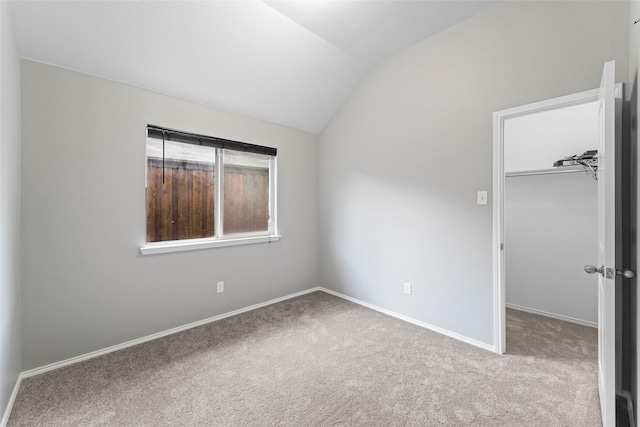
[147, 125, 277, 156]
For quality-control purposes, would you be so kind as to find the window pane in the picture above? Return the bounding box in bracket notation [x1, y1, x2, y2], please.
[146, 139, 216, 242]
[223, 150, 270, 235]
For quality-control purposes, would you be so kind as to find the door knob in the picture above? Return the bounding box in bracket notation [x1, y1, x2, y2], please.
[584, 265, 604, 276]
[616, 269, 636, 279]
[585, 264, 635, 279]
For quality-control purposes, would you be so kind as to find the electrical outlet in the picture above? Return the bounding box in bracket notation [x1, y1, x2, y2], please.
[217, 281, 224, 293]
[404, 282, 412, 295]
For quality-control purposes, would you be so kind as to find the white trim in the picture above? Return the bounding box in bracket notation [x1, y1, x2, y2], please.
[493, 87, 603, 356]
[139, 234, 281, 255]
[18, 285, 497, 381]
[1, 373, 23, 427]
[22, 287, 320, 379]
[493, 107, 506, 355]
[3, 285, 498, 421]
[216, 148, 224, 237]
[506, 303, 597, 328]
[269, 155, 278, 236]
[319, 288, 495, 353]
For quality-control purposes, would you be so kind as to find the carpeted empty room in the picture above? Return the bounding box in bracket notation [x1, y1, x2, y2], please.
[7, 291, 599, 426]
[5, 2, 636, 426]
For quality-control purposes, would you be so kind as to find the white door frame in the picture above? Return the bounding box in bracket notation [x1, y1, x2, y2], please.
[492, 88, 602, 355]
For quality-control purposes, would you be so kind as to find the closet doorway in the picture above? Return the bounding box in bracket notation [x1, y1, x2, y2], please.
[492, 87, 604, 355]
[504, 101, 600, 329]
[494, 62, 624, 426]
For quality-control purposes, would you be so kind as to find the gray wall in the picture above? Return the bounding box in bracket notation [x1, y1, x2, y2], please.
[20, 60, 320, 370]
[505, 173, 597, 325]
[0, 0, 22, 419]
[318, 1, 629, 347]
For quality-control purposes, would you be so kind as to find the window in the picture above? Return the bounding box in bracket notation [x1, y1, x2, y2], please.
[142, 125, 278, 254]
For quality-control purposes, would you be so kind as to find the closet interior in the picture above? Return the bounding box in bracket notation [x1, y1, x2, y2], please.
[504, 101, 600, 328]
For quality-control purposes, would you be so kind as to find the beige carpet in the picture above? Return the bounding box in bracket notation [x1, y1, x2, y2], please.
[8, 291, 600, 426]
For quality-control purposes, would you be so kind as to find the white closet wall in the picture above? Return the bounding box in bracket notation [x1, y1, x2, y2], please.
[504, 101, 599, 326]
[505, 102, 599, 173]
[505, 173, 597, 324]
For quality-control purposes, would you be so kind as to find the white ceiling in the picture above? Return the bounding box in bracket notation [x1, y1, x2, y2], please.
[10, 1, 496, 134]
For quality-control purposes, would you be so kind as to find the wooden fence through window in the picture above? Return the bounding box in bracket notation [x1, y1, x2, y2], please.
[146, 158, 269, 242]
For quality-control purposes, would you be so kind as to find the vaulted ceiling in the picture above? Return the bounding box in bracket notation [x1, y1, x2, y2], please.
[10, 1, 496, 134]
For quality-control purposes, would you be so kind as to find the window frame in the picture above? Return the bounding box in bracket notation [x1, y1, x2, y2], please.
[140, 127, 279, 255]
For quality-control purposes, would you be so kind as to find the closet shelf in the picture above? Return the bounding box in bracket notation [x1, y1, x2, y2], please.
[505, 165, 589, 178]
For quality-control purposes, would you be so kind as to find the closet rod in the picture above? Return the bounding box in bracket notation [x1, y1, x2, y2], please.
[505, 168, 586, 178]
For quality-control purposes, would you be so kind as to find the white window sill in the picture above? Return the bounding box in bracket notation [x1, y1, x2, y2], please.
[140, 234, 281, 255]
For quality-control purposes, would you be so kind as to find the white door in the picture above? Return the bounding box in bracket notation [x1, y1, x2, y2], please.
[595, 60, 616, 427]
[494, 62, 621, 425]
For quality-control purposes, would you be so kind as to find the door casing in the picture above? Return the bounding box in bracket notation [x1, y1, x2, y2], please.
[492, 86, 621, 354]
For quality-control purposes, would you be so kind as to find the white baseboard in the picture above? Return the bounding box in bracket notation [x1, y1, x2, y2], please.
[506, 303, 597, 328]
[22, 287, 322, 379]
[1, 372, 23, 427]
[3, 287, 321, 425]
[319, 287, 495, 353]
[5, 285, 498, 423]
